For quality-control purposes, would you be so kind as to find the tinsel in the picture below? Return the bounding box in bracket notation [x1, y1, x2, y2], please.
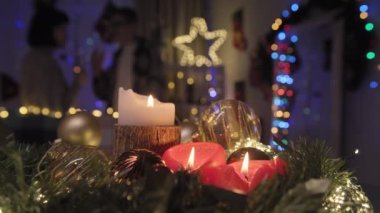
[0, 135, 373, 212]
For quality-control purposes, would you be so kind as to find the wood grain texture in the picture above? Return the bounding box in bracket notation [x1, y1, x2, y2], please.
[113, 125, 180, 159]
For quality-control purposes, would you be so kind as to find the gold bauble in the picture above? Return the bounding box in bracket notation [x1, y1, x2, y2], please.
[57, 111, 102, 147]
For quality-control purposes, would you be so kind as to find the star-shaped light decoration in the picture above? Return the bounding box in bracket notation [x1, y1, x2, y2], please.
[172, 17, 227, 67]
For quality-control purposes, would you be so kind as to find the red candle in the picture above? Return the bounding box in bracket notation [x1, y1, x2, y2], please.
[162, 142, 226, 172]
[200, 153, 286, 194]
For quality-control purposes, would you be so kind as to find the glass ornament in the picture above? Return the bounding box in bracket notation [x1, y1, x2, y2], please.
[198, 100, 262, 155]
[38, 141, 110, 194]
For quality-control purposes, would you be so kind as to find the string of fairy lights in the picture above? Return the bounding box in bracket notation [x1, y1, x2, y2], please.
[270, 0, 377, 151]
[270, 3, 300, 150]
[172, 17, 227, 67]
[170, 17, 227, 118]
[0, 105, 119, 120]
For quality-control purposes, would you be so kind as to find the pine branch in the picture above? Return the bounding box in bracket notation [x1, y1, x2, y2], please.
[0, 136, 373, 213]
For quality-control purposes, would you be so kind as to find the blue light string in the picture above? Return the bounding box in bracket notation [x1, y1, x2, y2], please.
[270, 3, 299, 150]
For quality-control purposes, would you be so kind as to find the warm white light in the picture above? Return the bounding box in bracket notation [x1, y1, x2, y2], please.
[112, 111, 119, 119]
[354, 149, 360, 155]
[205, 73, 213, 81]
[241, 152, 249, 177]
[275, 18, 282, 25]
[0, 110, 9, 119]
[177, 71, 184, 79]
[275, 111, 283, 117]
[190, 107, 198, 115]
[41, 107, 50, 116]
[271, 127, 279, 134]
[172, 17, 227, 67]
[92, 109, 102, 117]
[54, 111, 63, 119]
[187, 77, 194, 85]
[31, 106, 41, 115]
[19, 106, 28, 115]
[147, 95, 154, 108]
[168, 82, 175, 90]
[187, 146, 195, 170]
[106, 107, 114, 115]
[272, 23, 279, 30]
[68, 107, 77, 115]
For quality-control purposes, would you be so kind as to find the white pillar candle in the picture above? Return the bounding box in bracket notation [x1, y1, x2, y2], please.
[118, 88, 175, 126]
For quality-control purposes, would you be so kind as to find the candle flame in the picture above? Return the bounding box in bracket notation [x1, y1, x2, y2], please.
[187, 146, 195, 170]
[241, 152, 249, 177]
[147, 95, 154, 108]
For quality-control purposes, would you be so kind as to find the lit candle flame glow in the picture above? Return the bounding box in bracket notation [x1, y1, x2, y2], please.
[187, 146, 195, 170]
[241, 152, 249, 178]
[147, 95, 154, 108]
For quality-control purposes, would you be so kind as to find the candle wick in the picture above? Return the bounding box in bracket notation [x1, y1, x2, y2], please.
[244, 173, 249, 181]
[186, 164, 192, 171]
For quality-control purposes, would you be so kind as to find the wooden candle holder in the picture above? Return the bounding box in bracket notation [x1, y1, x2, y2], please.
[113, 125, 180, 159]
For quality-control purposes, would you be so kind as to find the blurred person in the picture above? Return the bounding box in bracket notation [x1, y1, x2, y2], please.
[20, 3, 85, 113]
[91, 6, 163, 109]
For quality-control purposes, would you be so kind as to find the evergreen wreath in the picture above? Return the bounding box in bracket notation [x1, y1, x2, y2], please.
[0, 134, 373, 212]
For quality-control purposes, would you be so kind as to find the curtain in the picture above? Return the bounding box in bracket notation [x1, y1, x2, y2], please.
[136, 0, 206, 65]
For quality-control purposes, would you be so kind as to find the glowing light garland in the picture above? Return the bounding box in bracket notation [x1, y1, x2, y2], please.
[2, 105, 119, 120]
[270, 1, 376, 150]
[172, 17, 227, 67]
[269, 4, 299, 150]
[323, 179, 373, 212]
[0, 107, 9, 119]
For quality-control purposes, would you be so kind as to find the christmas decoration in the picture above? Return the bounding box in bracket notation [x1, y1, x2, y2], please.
[227, 147, 270, 164]
[253, 0, 376, 150]
[0, 107, 9, 119]
[324, 178, 373, 212]
[37, 141, 110, 195]
[18, 105, 63, 119]
[44, 139, 75, 161]
[169, 17, 227, 120]
[111, 149, 166, 182]
[172, 17, 227, 67]
[180, 120, 198, 143]
[162, 142, 226, 173]
[198, 100, 261, 155]
[201, 154, 285, 194]
[246, 139, 373, 213]
[0, 136, 373, 212]
[57, 111, 102, 147]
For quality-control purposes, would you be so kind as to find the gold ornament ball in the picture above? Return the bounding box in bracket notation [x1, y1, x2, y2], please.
[58, 111, 102, 147]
